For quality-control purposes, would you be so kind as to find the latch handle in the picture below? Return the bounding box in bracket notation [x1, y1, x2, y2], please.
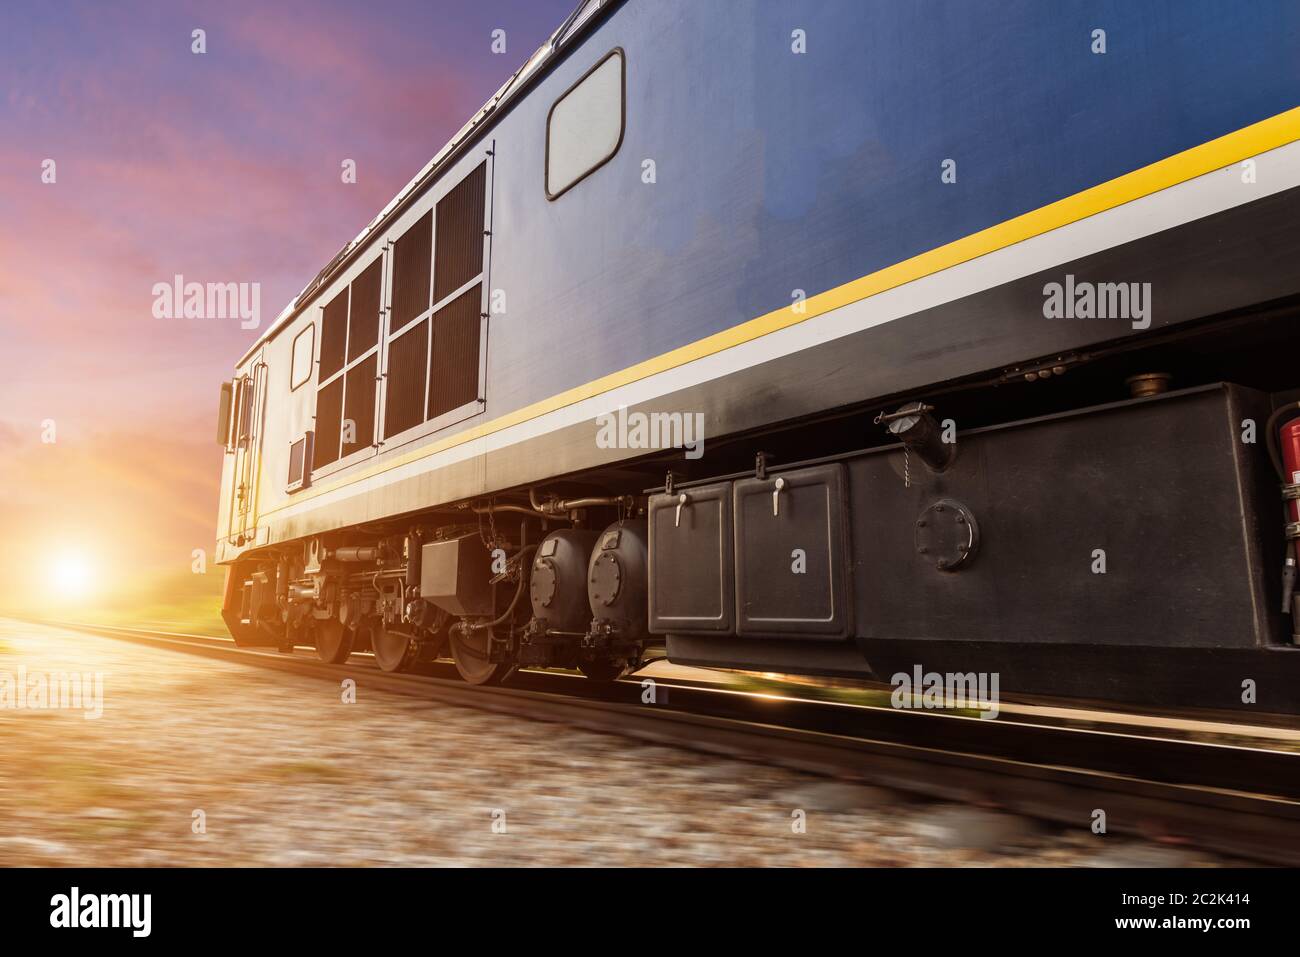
[674, 493, 689, 528]
[772, 477, 786, 517]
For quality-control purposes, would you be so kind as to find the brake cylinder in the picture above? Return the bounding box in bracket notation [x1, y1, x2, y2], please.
[529, 530, 599, 632]
[587, 519, 649, 640]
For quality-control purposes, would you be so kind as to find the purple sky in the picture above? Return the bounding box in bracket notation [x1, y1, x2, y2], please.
[0, 0, 577, 602]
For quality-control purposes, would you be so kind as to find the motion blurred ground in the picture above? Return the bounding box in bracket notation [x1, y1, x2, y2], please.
[0, 620, 1230, 866]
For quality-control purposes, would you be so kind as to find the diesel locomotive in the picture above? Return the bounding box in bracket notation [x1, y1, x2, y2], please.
[214, 0, 1300, 710]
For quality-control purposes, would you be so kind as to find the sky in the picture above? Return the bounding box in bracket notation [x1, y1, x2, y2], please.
[0, 0, 578, 614]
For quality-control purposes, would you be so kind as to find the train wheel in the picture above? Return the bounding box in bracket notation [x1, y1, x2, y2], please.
[313, 618, 353, 664]
[578, 659, 628, 683]
[450, 623, 507, 685]
[373, 622, 419, 673]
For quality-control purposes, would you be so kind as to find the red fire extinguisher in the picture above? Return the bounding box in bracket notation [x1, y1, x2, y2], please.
[1271, 406, 1300, 628]
[1284, 419, 1300, 524]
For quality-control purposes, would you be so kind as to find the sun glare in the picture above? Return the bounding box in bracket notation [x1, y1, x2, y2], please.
[50, 553, 95, 600]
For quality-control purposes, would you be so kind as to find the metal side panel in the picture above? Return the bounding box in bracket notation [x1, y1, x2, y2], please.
[848, 384, 1274, 649]
[734, 464, 851, 638]
[648, 482, 734, 634]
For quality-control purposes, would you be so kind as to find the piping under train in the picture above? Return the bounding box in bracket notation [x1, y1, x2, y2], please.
[215, 0, 1300, 711]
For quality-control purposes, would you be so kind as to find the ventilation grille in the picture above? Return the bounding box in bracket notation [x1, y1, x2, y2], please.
[313, 378, 344, 469]
[384, 319, 428, 438]
[390, 211, 431, 330]
[429, 284, 482, 419]
[319, 288, 349, 380]
[342, 354, 377, 456]
[347, 258, 383, 362]
[434, 162, 486, 303]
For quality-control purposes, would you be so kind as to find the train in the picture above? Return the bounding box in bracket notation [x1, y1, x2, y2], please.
[214, 0, 1300, 711]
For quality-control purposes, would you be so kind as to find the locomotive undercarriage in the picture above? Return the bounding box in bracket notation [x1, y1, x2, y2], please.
[223, 300, 1300, 708]
[224, 498, 653, 685]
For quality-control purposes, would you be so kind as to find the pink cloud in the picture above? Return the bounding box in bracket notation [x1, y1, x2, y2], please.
[0, 0, 576, 614]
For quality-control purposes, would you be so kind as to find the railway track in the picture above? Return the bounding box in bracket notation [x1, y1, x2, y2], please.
[36, 619, 1300, 865]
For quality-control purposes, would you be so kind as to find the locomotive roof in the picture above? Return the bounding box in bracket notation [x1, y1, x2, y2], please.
[237, 0, 615, 367]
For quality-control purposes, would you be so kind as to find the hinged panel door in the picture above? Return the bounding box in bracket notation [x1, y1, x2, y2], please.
[734, 463, 851, 638]
[648, 481, 734, 634]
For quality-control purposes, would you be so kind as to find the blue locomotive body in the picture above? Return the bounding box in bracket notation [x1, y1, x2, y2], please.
[216, 0, 1300, 707]
[489, 0, 1299, 408]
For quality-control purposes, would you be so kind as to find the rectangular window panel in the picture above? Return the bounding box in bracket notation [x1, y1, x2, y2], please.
[319, 288, 349, 380]
[546, 49, 624, 199]
[429, 284, 481, 420]
[384, 319, 428, 438]
[342, 354, 376, 457]
[290, 324, 315, 390]
[434, 162, 486, 303]
[287, 432, 312, 490]
[313, 377, 344, 469]
[217, 380, 234, 446]
[390, 211, 432, 330]
[347, 258, 383, 363]
[288, 436, 305, 485]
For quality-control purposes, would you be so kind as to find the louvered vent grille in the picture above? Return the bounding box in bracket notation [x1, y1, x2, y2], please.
[313, 378, 344, 469]
[429, 284, 482, 419]
[434, 162, 486, 303]
[390, 212, 431, 330]
[378, 161, 487, 441]
[347, 258, 383, 362]
[342, 354, 377, 456]
[384, 319, 428, 438]
[319, 288, 349, 380]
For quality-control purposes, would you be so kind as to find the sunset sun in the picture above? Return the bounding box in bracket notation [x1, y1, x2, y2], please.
[49, 553, 94, 600]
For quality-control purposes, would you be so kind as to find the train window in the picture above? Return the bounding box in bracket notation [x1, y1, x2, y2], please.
[216, 380, 234, 446]
[286, 431, 313, 491]
[227, 379, 242, 449]
[290, 324, 314, 391]
[546, 48, 624, 200]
